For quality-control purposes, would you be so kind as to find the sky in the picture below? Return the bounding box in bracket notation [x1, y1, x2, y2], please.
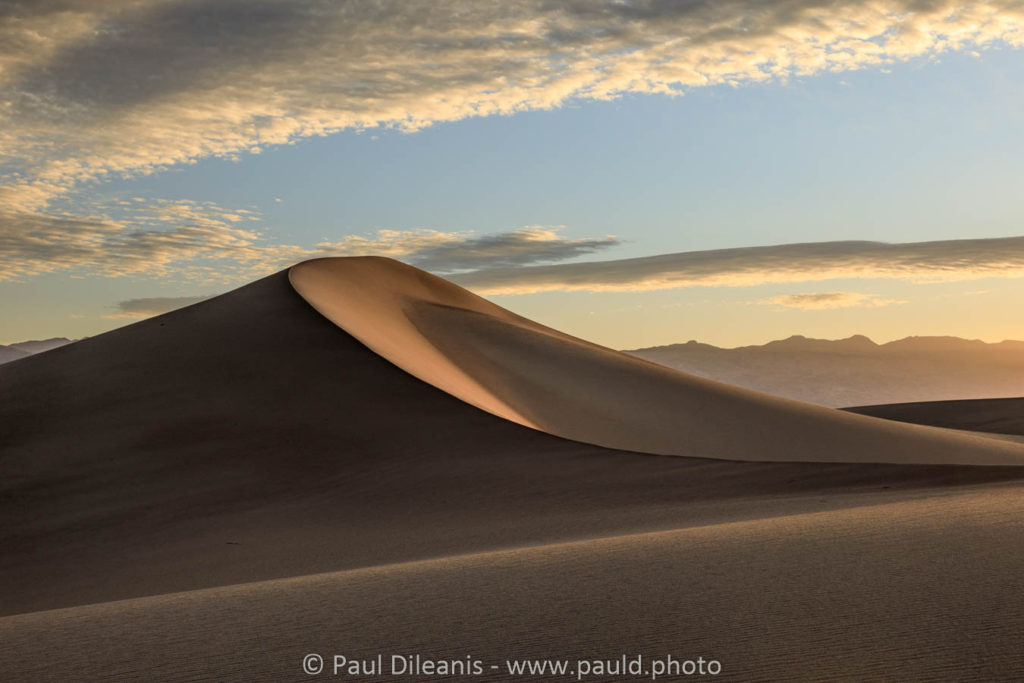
[2, 0, 1024, 348]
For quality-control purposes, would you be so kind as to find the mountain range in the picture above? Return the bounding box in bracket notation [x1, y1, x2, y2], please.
[626, 334, 1024, 407]
[0, 338, 72, 364]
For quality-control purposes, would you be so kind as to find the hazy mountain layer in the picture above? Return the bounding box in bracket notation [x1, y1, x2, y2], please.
[627, 335, 1024, 407]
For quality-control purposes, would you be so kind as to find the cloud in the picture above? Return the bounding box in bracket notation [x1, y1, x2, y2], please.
[0, 194, 617, 283]
[0, 199, 262, 281]
[451, 236, 1024, 294]
[1, 1, 1023, 279]
[402, 228, 619, 272]
[109, 295, 212, 319]
[758, 292, 904, 309]
[233, 226, 619, 278]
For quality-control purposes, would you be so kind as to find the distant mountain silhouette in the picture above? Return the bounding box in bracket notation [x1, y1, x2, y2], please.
[0, 337, 72, 364]
[0, 345, 29, 364]
[757, 334, 879, 353]
[627, 335, 1024, 407]
[8, 337, 73, 354]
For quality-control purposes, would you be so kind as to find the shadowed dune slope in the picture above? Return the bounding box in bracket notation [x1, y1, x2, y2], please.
[290, 257, 1024, 466]
[3, 267, 1024, 619]
[846, 397, 1024, 436]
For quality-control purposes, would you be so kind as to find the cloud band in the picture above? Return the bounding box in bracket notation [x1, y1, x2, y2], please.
[451, 236, 1024, 294]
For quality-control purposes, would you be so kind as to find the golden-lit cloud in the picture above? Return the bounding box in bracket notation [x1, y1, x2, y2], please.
[452, 236, 1024, 294]
[1, 1, 1023, 278]
[758, 292, 905, 310]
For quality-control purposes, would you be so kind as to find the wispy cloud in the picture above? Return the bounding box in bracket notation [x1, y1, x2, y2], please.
[398, 228, 618, 272]
[0, 199, 262, 281]
[1, 1, 1023, 278]
[3, 202, 617, 284]
[758, 292, 905, 310]
[0, 207, 479, 283]
[234, 226, 620, 280]
[452, 236, 1024, 294]
[6, 1, 1020, 206]
[109, 295, 212, 319]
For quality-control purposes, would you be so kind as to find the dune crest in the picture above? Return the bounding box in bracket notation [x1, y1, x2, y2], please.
[289, 257, 1024, 466]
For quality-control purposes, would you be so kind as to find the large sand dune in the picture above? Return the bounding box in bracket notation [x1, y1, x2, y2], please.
[3, 257, 1024, 680]
[290, 257, 1024, 466]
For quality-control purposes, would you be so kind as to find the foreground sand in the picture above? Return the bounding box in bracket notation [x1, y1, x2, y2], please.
[2, 258, 1023, 680]
[5, 486, 1023, 681]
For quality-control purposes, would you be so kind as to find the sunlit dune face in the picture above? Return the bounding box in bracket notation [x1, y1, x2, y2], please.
[288, 256, 540, 430]
[289, 256, 1024, 466]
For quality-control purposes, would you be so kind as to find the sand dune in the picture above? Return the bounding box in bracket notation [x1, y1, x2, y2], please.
[6, 264, 1019, 616]
[290, 257, 1024, 466]
[4, 258, 1024, 680]
[847, 397, 1024, 436]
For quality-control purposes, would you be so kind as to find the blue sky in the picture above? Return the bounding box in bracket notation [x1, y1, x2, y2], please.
[2, 1, 1024, 347]
[109, 46, 1024, 254]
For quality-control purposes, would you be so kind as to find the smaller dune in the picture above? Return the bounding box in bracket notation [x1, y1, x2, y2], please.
[846, 397, 1024, 436]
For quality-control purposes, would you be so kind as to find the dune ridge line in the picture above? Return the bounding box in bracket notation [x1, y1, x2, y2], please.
[288, 257, 1024, 466]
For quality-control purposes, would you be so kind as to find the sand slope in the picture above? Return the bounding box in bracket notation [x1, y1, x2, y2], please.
[847, 397, 1024, 436]
[290, 257, 1024, 465]
[5, 486, 1023, 682]
[4, 260, 1024, 680]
